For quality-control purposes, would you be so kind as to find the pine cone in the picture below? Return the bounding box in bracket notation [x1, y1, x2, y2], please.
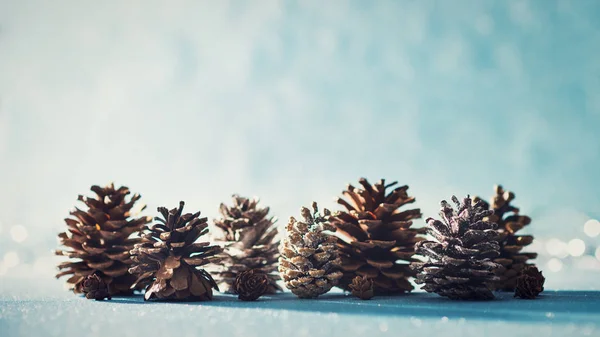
[82, 274, 111, 300]
[129, 201, 222, 301]
[212, 195, 281, 294]
[330, 178, 425, 295]
[473, 185, 538, 291]
[348, 276, 374, 300]
[411, 196, 502, 300]
[55, 183, 152, 296]
[234, 269, 269, 301]
[279, 202, 343, 299]
[514, 266, 545, 299]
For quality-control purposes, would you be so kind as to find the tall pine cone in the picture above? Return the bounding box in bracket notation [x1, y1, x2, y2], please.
[55, 183, 151, 295]
[129, 201, 222, 301]
[473, 185, 538, 291]
[330, 178, 425, 295]
[411, 196, 502, 300]
[279, 202, 343, 299]
[212, 195, 281, 294]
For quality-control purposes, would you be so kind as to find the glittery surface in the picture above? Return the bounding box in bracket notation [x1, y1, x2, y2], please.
[1, 289, 598, 337]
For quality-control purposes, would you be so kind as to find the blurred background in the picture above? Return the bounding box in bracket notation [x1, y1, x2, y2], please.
[0, 0, 599, 296]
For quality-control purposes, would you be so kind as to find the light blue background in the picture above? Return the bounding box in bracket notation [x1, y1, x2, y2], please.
[0, 0, 599, 292]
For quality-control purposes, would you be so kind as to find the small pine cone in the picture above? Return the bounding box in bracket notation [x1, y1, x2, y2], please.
[212, 195, 281, 294]
[234, 269, 269, 301]
[348, 276, 374, 300]
[514, 266, 545, 299]
[82, 274, 111, 300]
[129, 201, 222, 301]
[330, 178, 425, 295]
[411, 196, 502, 300]
[55, 183, 152, 296]
[473, 185, 538, 291]
[279, 202, 343, 299]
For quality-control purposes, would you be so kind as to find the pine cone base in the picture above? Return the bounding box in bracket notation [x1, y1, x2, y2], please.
[144, 263, 215, 301]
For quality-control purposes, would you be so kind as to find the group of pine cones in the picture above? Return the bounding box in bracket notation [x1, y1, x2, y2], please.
[55, 180, 544, 302]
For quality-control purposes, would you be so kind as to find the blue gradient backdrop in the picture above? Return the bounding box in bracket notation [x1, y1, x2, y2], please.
[0, 0, 599, 291]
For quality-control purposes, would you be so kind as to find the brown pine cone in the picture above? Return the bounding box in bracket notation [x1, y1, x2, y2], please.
[348, 276, 374, 300]
[514, 266, 545, 299]
[82, 274, 111, 300]
[129, 201, 222, 301]
[55, 183, 152, 296]
[212, 195, 281, 294]
[234, 269, 269, 301]
[330, 178, 425, 295]
[473, 185, 538, 291]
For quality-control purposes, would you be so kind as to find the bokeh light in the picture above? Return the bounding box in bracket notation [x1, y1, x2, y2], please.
[10, 225, 28, 243]
[583, 219, 600, 238]
[545, 238, 568, 258]
[567, 239, 586, 257]
[576, 256, 600, 271]
[547, 258, 563, 272]
[3, 251, 20, 269]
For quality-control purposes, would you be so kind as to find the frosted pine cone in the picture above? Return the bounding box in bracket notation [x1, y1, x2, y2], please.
[411, 196, 502, 300]
[279, 202, 343, 299]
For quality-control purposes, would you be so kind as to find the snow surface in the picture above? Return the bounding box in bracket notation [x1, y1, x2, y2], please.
[1, 290, 598, 337]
